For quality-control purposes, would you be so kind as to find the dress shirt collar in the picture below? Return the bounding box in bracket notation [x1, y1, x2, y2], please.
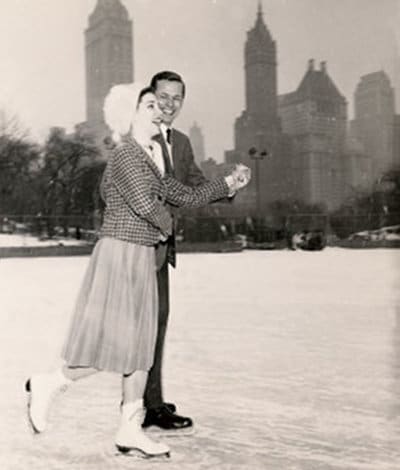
[160, 123, 172, 144]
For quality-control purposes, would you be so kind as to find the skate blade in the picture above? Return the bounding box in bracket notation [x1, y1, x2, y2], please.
[144, 425, 196, 438]
[115, 445, 170, 460]
[25, 379, 41, 435]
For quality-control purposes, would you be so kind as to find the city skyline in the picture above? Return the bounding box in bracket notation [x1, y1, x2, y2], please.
[0, 0, 398, 161]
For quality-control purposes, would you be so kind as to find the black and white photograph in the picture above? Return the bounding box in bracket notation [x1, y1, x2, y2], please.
[0, 0, 399, 468]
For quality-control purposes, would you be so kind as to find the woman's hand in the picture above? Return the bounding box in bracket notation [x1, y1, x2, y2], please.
[225, 164, 251, 194]
[233, 164, 251, 189]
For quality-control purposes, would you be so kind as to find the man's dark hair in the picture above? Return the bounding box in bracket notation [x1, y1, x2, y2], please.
[150, 71, 186, 98]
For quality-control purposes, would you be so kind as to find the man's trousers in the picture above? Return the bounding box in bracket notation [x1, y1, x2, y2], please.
[144, 257, 169, 409]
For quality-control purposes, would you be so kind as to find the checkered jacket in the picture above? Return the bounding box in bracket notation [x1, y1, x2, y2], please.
[99, 137, 229, 246]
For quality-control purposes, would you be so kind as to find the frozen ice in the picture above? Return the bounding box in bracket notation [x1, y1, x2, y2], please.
[0, 248, 399, 469]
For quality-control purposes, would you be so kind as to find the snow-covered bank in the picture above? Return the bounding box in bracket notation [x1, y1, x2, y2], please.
[0, 233, 89, 247]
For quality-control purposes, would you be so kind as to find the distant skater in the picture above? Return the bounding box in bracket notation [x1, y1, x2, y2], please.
[25, 82, 251, 458]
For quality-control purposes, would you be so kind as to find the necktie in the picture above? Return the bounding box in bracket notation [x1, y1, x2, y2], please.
[162, 141, 173, 175]
[154, 131, 177, 269]
[166, 128, 172, 144]
[151, 133, 174, 175]
[159, 131, 173, 175]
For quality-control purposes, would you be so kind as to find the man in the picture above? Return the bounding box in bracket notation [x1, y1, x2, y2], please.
[142, 71, 207, 433]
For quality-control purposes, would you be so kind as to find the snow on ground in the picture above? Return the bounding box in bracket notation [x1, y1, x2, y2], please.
[0, 233, 89, 247]
[0, 248, 399, 469]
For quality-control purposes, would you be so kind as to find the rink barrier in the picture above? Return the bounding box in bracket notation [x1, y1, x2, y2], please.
[335, 239, 400, 249]
[0, 244, 95, 258]
[0, 241, 244, 259]
[2, 237, 400, 259]
[1, 213, 400, 256]
[1, 240, 399, 258]
[177, 241, 243, 253]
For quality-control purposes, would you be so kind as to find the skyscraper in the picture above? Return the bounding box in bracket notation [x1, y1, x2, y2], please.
[189, 122, 206, 165]
[85, 0, 133, 140]
[225, 3, 292, 210]
[279, 60, 348, 209]
[392, 114, 400, 169]
[352, 71, 395, 182]
[233, 1, 281, 155]
[244, 1, 279, 132]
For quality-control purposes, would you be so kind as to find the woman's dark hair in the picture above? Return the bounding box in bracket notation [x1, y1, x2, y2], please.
[150, 71, 186, 98]
[137, 86, 156, 106]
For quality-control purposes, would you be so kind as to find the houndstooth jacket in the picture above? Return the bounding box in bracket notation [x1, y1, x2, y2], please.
[99, 137, 230, 246]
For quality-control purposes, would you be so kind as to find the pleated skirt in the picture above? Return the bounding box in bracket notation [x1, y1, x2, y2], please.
[61, 237, 158, 375]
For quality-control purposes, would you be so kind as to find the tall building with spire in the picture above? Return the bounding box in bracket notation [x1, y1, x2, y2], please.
[352, 71, 395, 183]
[225, 3, 293, 210]
[244, 2, 279, 131]
[233, 1, 281, 155]
[279, 60, 348, 209]
[189, 122, 206, 165]
[84, 0, 133, 141]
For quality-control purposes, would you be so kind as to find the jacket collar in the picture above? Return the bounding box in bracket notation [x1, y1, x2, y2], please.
[124, 135, 164, 180]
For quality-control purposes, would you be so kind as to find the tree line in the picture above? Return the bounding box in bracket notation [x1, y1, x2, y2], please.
[1, 110, 399, 241]
[0, 112, 105, 237]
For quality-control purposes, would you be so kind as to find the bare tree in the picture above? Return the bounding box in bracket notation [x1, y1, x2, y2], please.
[40, 127, 100, 237]
[0, 109, 40, 216]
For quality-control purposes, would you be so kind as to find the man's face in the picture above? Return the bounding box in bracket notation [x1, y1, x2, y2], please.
[154, 79, 184, 126]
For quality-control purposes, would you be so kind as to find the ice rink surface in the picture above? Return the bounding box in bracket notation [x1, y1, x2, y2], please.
[0, 248, 399, 469]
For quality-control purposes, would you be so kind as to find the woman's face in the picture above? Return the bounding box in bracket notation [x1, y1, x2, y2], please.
[135, 91, 162, 138]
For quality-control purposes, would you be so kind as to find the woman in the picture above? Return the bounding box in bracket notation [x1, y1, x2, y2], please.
[25, 83, 250, 458]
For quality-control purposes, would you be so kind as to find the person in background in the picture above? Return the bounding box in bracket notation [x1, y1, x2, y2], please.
[25, 82, 250, 458]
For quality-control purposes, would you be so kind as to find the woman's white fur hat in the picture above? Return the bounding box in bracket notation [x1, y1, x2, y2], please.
[103, 82, 145, 143]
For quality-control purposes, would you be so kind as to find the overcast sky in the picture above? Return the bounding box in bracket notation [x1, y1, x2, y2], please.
[0, 0, 398, 161]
